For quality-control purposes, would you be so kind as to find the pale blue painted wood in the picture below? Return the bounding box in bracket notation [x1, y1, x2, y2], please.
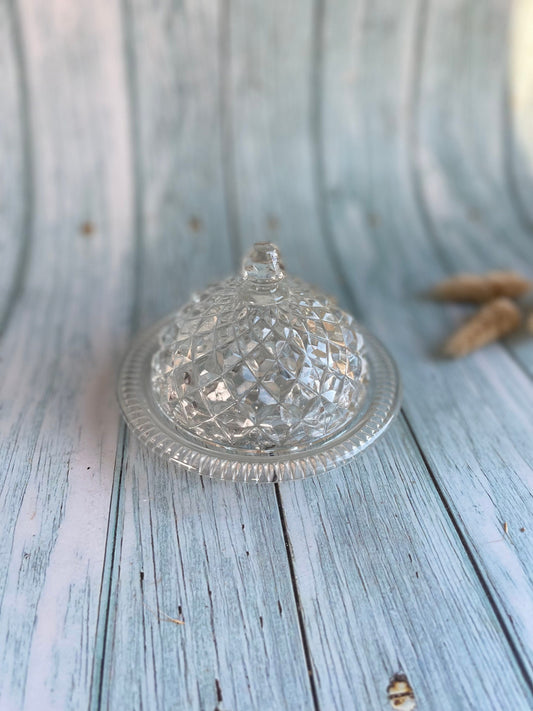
[281, 424, 533, 709]
[0, 1, 135, 709]
[316, 0, 533, 680]
[0, 0, 30, 338]
[413, 0, 533, 377]
[223, 0, 533, 707]
[96, 2, 315, 709]
[1, 0, 533, 709]
[506, 0, 533, 231]
[101, 444, 315, 711]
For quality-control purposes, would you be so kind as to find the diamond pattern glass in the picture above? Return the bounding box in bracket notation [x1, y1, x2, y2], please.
[118, 242, 401, 481]
[151, 244, 368, 452]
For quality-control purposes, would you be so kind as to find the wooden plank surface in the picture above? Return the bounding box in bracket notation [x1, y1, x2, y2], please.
[95, 2, 314, 709]
[0, 1, 134, 709]
[311, 0, 533, 693]
[224, 0, 533, 708]
[508, 0, 533, 231]
[1, 0, 533, 709]
[0, 0, 28, 337]
[318, 0, 533, 673]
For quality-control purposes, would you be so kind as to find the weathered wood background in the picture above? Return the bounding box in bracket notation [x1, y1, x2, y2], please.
[1, 0, 533, 709]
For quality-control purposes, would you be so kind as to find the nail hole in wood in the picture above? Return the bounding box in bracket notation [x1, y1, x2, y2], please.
[80, 220, 95, 237]
[189, 216, 202, 232]
[387, 673, 416, 710]
[267, 214, 279, 230]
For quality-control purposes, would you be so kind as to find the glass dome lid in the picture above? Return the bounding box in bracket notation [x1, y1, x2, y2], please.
[118, 242, 401, 482]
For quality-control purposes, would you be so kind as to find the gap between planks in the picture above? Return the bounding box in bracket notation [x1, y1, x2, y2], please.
[309, 0, 533, 695]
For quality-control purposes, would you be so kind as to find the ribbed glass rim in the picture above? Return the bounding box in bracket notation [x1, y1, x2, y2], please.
[117, 315, 402, 483]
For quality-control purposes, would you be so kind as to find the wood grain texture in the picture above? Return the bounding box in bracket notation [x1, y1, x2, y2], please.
[96, 2, 315, 709]
[100, 445, 314, 711]
[0, 0, 30, 338]
[224, 0, 533, 707]
[317, 0, 533, 682]
[281, 423, 532, 709]
[0, 1, 134, 709]
[1, 0, 533, 709]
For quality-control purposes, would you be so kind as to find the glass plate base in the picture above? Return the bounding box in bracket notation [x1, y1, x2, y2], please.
[118, 316, 402, 483]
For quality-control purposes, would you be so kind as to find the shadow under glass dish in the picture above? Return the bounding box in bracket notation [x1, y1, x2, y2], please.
[118, 242, 401, 482]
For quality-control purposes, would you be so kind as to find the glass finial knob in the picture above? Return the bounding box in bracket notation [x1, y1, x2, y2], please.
[242, 242, 285, 283]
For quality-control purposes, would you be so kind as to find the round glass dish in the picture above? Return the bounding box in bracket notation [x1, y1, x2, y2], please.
[118, 243, 401, 482]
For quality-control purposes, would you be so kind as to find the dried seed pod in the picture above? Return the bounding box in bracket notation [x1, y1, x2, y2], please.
[431, 271, 531, 303]
[443, 297, 521, 358]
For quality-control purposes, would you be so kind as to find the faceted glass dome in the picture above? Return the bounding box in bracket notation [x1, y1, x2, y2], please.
[151, 242, 368, 452]
[118, 242, 401, 482]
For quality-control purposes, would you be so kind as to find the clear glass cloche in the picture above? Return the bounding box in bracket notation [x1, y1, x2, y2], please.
[118, 242, 400, 482]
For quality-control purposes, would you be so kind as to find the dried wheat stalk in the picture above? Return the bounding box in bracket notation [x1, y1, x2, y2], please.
[443, 298, 521, 358]
[431, 271, 531, 303]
